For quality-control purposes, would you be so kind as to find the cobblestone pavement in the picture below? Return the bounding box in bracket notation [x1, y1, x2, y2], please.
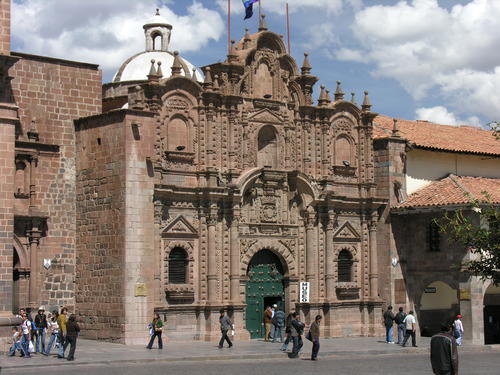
[2, 352, 500, 375]
[2, 336, 499, 371]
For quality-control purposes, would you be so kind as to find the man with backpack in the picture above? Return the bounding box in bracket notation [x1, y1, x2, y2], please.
[395, 307, 407, 345]
[289, 312, 305, 358]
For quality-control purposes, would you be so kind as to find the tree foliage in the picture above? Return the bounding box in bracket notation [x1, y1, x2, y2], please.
[436, 194, 500, 284]
[489, 121, 500, 140]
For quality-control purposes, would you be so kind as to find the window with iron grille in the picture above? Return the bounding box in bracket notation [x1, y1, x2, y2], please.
[168, 247, 188, 284]
[338, 250, 353, 282]
[428, 221, 441, 252]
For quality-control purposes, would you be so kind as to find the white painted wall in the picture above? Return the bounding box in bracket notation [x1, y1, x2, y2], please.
[406, 149, 500, 195]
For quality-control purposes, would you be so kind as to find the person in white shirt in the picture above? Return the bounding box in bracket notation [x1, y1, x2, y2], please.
[454, 314, 464, 346]
[20, 313, 32, 358]
[42, 311, 60, 356]
[401, 310, 418, 347]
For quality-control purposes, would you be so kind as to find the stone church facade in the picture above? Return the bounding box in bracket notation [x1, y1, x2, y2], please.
[74, 13, 384, 343]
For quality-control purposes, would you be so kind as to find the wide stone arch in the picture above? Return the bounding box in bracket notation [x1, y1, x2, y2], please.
[240, 239, 297, 279]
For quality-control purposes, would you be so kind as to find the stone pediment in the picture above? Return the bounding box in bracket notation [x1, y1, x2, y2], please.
[333, 222, 360, 241]
[162, 216, 198, 237]
[248, 108, 283, 124]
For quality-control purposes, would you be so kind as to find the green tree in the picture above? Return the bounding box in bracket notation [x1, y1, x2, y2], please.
[436, 194, 500, 284]
[489, 121, 500, 140]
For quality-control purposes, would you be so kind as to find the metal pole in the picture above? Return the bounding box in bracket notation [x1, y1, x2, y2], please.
[286, 2, 291, 55]
[228, 0, 231, 54]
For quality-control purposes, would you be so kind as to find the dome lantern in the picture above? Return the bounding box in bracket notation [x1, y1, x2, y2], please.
[143, 8, 172, 52]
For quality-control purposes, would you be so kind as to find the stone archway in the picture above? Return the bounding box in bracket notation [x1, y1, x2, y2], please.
[484, 283, 500, 344]
[419, 281, 459, 336]
[240, 239, 297, 278]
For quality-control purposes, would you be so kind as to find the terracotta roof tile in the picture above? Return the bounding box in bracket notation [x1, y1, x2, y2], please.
[373, 115, 500, 156]
[395, 175, 500, 209]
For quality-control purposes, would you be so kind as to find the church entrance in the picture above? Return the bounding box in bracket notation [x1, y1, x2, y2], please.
[245, 250, 285, 339]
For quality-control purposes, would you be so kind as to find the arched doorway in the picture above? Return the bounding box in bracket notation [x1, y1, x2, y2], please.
[419, 281, 458, 336]
[245, 249, 285, 339]
[484, 284, 500, 344]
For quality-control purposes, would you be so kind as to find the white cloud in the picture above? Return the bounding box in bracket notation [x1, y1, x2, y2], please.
[338, 0, 500, 121]
[215, 0, 354, 16]
[12, 0, 224, 80]
[415, 106, 482, 126]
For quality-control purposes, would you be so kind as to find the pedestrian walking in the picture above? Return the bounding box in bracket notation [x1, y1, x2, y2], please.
[395, 306, 407, 344]
[401, 310, 418, 347]
[146, 313, 164, 350]
[57, 307, 68, 358]
[309, 315, 322, 361]
[218, 308, 233, 348]
[20, 313, 32, 358]
[453, 314, 464, 346]
[281, 312, 293, 351]
[263, 306, 273, 341]
[8, 326, 23, 356]
[288, 312, 304, 359]
[272, 306, 285, 343]
[430, 320, 459, 375]
[63, 314, 80, 361]
[43, 311, 59, 356]
[383, 305, 395, 343]
[270, 304, 277, 340]
[34, 307, 48, 353]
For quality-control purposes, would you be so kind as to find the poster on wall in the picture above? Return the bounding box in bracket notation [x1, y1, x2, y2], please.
[300, 282, 310, 303]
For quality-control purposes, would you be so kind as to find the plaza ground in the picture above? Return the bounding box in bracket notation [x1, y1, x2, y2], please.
[2, 336, 499, 374]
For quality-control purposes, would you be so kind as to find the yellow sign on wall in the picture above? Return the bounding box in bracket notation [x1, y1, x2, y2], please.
[135, 283, 148, 297]
[460, 289, 471, 301]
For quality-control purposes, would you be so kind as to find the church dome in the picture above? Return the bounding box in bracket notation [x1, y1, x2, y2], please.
[112, 9, 202, 83]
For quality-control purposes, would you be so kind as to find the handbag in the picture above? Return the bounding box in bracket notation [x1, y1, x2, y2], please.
[28, 340, 35, 353]
[306, 331, 312, 342]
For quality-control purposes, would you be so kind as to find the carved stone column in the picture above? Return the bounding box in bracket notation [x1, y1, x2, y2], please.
[27, 220, 42, 307]
[369, 214, 379, 299]
[230, 205, 241, 303]
[305, 208, 317, 301]
[325, 211, 336, 301]
[207, 207, 218, 303]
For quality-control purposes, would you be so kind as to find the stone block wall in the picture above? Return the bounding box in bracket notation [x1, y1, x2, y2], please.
[75, 111, 127, 341]
[9, 53, 101, 311]
[0, 0, 10, 56]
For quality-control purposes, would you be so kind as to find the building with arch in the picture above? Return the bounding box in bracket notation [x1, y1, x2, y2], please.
[0, 1, 498, 347]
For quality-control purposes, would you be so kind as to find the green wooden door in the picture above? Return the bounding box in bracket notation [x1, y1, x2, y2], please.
[245, 264, 284, 339]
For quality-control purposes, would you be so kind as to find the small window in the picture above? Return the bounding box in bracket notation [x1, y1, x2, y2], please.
[168, 247, 188, 284]
[338, 250, 353, 282]
[428, 221, 440, 252]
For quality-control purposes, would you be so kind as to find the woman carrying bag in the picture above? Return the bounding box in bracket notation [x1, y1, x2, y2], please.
[146, 313, 164, 350]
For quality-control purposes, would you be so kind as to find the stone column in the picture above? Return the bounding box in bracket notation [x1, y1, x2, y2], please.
[27, 221, 42, 308]
[207, 207, 218, 303]
[305, 208, 318, 301]
[325, 211, 336, 301]
[369, 215, 379, 299]
[230, 204, 241, 303]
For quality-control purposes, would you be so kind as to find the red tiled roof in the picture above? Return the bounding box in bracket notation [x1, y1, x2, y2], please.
[373, 115, 500, 156]
[395, 175, 500, 209]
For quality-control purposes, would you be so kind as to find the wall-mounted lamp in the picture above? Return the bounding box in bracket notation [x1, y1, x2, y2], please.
[43, 259, 51, 270]
[391, 257, 399, 267]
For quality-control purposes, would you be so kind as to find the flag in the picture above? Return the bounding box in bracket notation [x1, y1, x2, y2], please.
[242, 0, 259, 20]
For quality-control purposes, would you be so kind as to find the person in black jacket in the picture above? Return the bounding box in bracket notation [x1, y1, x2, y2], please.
[430, 320, 459, 375]
[62, 315, 80, 361]
[383, 305, 395, 343]
[34, 307, 48, 353]
[394, 307, 407, 345]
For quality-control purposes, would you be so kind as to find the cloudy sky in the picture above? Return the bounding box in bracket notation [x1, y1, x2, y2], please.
[11, 0, 500, 127]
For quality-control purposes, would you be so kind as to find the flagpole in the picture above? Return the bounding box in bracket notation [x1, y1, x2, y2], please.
[228, 0, 231, 54]
[286, 2, 291, 55]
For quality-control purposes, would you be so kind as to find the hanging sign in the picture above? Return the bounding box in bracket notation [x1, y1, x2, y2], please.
[300, 282, 310, 303]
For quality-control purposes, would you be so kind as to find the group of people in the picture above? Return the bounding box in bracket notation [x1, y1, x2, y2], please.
[8, 306, 80, 361]
[263, 305, 322, 360]
[383, 305, 418, 346]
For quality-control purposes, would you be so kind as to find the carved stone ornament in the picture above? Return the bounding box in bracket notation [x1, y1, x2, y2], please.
[165, 98, 189, 110]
